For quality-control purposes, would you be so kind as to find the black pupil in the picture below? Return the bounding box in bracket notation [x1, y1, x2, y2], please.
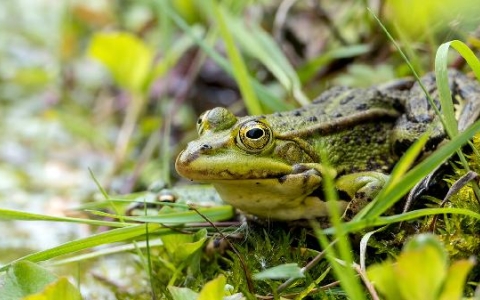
[246, 128, 264, 139]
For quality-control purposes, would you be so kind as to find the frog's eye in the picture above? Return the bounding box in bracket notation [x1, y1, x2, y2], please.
[236, 121, 272, 152]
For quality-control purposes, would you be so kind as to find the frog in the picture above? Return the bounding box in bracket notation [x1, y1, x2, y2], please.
[175, 70, 480, 221]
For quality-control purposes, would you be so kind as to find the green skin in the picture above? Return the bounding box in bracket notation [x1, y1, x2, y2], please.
[175, 70, 480, 220]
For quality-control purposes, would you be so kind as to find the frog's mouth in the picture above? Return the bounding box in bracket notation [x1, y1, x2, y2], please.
[200, 174, 291, 183]
[175, 149, 295, 181]
[177, 165, 293, 182]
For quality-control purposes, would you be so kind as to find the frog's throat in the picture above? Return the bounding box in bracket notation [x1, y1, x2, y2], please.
[211, 179, 348, 220]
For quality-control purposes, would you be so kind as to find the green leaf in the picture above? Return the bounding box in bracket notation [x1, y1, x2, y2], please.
[385, 1, 477, 40]
[253, 263, 304, 280]
[24, 277, 82, 300]
[168, 286, 199, 300]
[162, 229, 207, 262]
[396, 235, 447, 300]
[88, 32, 153, 92]
[367, 234, 475, 300]
[367, 261, 402, 300]
[0, 261, 57, 300]
[439, 258, 476, 300]
[402, 233, 447, 263]
[197, 275, 226, 300]
[171, 0, 205, 24]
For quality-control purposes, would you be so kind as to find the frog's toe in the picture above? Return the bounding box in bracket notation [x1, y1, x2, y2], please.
[335, 172, 389, 219]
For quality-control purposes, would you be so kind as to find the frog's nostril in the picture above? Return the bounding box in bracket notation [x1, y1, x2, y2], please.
[200, 144, 212, 151]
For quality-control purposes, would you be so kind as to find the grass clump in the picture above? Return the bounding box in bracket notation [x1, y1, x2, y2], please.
[1, 1, 480, 299]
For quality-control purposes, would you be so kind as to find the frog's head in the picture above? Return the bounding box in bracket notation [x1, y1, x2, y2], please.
[175, 107, 299, 181]
[175, 109, 326, 219]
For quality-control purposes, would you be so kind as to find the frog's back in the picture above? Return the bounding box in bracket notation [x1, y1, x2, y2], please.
[320, 121, 399, 174]
[264, 86, 403, 174]
[265, 87, 403, 135]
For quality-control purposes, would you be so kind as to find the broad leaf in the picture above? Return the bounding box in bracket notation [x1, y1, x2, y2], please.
[89, 32, 153, 93]
[253, 263, 304, 280]
[197, 275, 226, 300]
[24, 277, 82, 300]
[0, 261, 57, 300]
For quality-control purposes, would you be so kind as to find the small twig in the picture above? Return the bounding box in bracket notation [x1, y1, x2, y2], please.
[402, 168, 438, 214]
[353, 262, 380, 300]
[327, 259, 379, 299]
[429, 171, 478, 231]
[186, 221, 244, 228]
[189, 205, 255, 294]
[272, 259, 377, 300]
[276, 239, 337, 293]
[273, 0, 299, 42]
[440, 171, 478, 207]
[359, 226, 389, 271]
[257, 280, 343, 299]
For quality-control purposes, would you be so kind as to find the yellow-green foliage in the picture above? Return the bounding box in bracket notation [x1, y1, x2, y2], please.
[368, 234, 475, 300]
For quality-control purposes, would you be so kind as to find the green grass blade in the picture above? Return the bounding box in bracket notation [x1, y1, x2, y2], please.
[355, 119, 480, 220]
[435, 40, 480, 136]
[0, 208, 129, 228]
[384, 134, 429, 191]
[325, 208, 480, 235]
[440, 40, 480, 80]
[369, 8, 447, 130]
[49, 239, 164, 266]
[435, 40, 480, 200]
[435, 44, 459, 137]
[314, 227, 366, 300]
[212, 2, 262, 115]
[314, 148, 366, 299]
[224, 11, 309, 105]
[162, 3, 290, 112]
[105, 205, 235, 224]
[0, 224, 167, 271]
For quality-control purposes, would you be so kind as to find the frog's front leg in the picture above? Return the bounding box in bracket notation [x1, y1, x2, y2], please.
[276, 162, 349, 220]
[335, 172, 390, 219]
[290, 164, 389, 220]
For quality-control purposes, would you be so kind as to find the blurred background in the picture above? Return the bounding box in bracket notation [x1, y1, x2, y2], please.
[0, 0, 478, 296]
